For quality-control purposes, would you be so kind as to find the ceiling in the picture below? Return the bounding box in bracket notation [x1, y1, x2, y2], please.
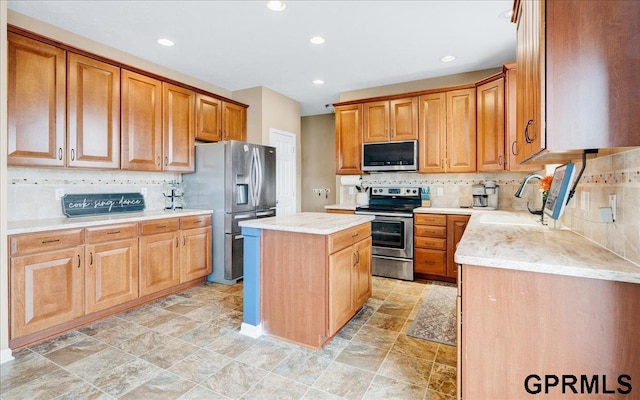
[7, 0, 516, 116]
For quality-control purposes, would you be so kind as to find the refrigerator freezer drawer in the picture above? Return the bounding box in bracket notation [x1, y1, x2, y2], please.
[224, 233, 244, 281]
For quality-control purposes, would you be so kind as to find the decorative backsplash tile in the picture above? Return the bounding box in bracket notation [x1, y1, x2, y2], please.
[7, 167, 181, 221]
[560, 147, 640, 266]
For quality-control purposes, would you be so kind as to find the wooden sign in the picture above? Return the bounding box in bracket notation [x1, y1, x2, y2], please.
[62, 193, 145, 217]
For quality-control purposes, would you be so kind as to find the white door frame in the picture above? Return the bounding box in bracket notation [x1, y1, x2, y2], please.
[269, 129, 297, 216]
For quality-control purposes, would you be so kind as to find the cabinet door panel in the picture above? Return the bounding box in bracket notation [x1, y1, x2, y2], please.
[11, 247, 84, 338]
[414, 249, 446, 276]
[139, 232, 180, 296]
[222, 102, 246, 141]
[195, 94, 221, 142]
[363, 101, 389, 143]
[418, 93, 446, 173]
[335, 105, 363, 174]
[8, 33, 66, 167]
[67, 53, 120, 169]
[447, 215, 469, 278]
[328, 245, 354, 336]
[353, 237, 372, 310]
[121, 70, 163, 171]
[85, 239, 139, 314]
[446, 89, 476, 173]
[476, 78, 505, 172]
[181, 226, 212, 283]
[390, 97, 418, 141]
[163, 83, 195, 172]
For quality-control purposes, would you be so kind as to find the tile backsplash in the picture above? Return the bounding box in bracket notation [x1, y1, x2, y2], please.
[7, 167, 181, 221]
[340, 171, 545, 211]
[560, 148, 640, 266]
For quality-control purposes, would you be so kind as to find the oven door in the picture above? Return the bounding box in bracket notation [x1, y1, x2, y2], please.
[369, 214, 413, 259]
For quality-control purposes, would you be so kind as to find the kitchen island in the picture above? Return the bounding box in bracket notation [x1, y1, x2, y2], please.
[454, 211, 640, 399]
[239, 212, 374, 349]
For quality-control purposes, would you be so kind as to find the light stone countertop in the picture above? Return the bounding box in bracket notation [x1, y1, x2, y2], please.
[239, 212, 374, 235]
[454, 211, 640, 284]
[324, 204, 358, 211]
[7, 209, 214, 235]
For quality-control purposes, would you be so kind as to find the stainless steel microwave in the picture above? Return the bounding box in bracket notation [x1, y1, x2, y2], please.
[362, 140, 418, 172]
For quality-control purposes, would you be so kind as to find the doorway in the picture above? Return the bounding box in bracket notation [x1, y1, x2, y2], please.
[269, 129, 297, 216]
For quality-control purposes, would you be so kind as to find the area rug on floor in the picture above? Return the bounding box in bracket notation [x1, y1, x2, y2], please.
[407, 282, 457, 346]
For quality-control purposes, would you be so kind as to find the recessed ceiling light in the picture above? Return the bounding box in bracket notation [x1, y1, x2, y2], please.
[440, 55, 456, 62]
[157, 38, 175, 47]
[267, 1, 286, 11]
[310, 36, 326, 45]
[312, 79, 325, 85]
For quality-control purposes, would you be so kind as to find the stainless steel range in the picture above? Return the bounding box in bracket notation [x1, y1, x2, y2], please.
[355, 187, 421, 281]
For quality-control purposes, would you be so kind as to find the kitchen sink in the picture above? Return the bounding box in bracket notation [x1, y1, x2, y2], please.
[479, 213, 540, 226]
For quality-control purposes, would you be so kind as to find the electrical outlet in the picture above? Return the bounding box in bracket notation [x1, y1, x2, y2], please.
[55, 188, 65, 200]
[141, 187, 148, 196]
[580, 191, 590, 211]
[609, 194, 617, 221]
[437, 187, 444, 196]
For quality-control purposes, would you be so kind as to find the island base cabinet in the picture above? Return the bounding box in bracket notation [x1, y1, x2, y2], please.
[459, 264, 640, 399]
[10, 246, 85, 338]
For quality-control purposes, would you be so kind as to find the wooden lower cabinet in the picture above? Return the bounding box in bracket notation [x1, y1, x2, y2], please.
[414, 213, 469, 281]
[10, 246, 85, 338]
[261, 223, 372, 348]
[8, 214, 212, 348]
[85, 238, 139, 314]
[459, 264, 640, 399]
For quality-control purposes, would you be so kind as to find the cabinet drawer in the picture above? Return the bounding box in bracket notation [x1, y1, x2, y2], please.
[415, 225, 446, 238]
[181, 214, 212, 230]
[415, 214, 446, 226]
[414, 249, 447, 275]
[415, 236, 447, 250]
[10, 229, 84, 256]
[139, 218, 180, 235]
[327, 223, 371, 254]
[85, 223, 138, 243]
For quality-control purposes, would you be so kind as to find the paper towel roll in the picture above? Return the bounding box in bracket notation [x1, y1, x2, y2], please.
[340, 175, 361, 186]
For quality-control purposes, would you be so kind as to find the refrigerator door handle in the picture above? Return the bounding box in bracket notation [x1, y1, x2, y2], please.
[250, 148, 258, 208]
[256, 148, 263, 208]
[233, 213, 254, 220]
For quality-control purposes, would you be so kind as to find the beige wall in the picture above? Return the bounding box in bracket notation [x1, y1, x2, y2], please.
[301, 114, 336, 212]
[233, 86, 302, 212]
[1, 0, 10, 361]
[339, 67, 501, 102]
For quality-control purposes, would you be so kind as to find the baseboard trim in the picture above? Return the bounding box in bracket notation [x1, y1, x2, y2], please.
[239, 322, 263, 339]
[1, 348, 14, 364]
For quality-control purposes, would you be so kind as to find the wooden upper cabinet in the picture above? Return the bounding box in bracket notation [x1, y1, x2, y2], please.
[7, 33, 66, 167]
[363, 97, 417, 143]
[446, 88, 476, 173]
[162, 82, 195, 172]
[222, 101, 247, 142]
[476, 77, 505, 172]
[504, 63, 543, 172]
[121, 69, 163, 171]
[67, 53, 120, 169]
[195, 93, 221, 142]
[418, 93, 446, 173]
[335, 104, 363, 175]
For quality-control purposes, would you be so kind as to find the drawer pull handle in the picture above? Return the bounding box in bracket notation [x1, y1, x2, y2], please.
[41, 239, 60, 244]
[351, 232, 359, 237]
[157, 225, 167, 229]
[106, 231, 121, 235]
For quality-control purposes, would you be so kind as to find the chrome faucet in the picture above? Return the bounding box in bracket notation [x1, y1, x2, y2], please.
[514, 174, 543, 198]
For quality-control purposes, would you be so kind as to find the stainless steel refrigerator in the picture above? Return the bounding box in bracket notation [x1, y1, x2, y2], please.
[183, 141, 276, 284]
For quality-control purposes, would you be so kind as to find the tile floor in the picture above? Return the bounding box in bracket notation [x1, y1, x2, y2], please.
[0, 277, 456, 400]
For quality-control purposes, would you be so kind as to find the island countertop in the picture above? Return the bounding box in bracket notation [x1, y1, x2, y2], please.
[454, 211, 640, 284]
[239, 212, 374, 235]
